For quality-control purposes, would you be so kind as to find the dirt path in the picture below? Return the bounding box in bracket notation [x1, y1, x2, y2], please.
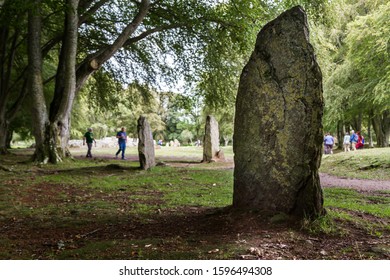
[320, 173, 390, 192]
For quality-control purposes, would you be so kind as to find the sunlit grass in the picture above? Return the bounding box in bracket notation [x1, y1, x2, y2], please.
[320, 147, 390, 180]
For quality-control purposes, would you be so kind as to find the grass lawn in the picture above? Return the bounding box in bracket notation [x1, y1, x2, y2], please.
[0, 146, 389, 259]
[320, 147, 390, 180]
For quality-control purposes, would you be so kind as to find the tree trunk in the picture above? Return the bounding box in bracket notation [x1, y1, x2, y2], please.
[372, 110, 390, 147]
[0, 78, 28, 153]
[0, 118, 9, 154]
[0, 0, 106, 156]
[336, 121, 342, 149]
[0, 14, 11, 154]
[28, 0, 53, 163]
[47, 0, 79, 160]
[352, 113, 362, 132]
[368, 115, 374, 148]
[29, 0, 152, 163]
[5, 128, 12, 149]
[37, 0, 149, 163]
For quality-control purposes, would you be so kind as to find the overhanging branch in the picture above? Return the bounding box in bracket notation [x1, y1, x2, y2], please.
[123, 23, 188, 47]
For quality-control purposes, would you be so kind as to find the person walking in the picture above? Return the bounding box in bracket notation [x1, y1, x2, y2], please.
[350, 130, 358, 151]
[343, 132, 351, 152]
[115, 127, 127, 159]
[324, 132, 334, 154]
[83, 128, 97, 158]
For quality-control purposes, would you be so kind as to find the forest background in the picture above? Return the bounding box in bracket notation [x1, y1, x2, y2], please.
[0, 0, 389, 158]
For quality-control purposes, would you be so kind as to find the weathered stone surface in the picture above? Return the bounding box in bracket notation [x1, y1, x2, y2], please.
[203, 115, 224, 162]
[137, 116, 156, 170]
[233, 6, 324, 218]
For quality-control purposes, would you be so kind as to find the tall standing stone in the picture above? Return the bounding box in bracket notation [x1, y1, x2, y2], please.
[233, 6, 324, 218]
[203, 115, 224, 162]
[137, 116, 155, 170]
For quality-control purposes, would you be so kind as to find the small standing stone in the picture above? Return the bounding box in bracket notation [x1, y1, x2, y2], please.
[137, 116, 156, 170]
[203, 115, 225, 162]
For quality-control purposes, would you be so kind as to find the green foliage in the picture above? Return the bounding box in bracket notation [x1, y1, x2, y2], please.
[158, 93, 203, 142]
[84, 70, 123, 111]
[179, 129, 194, 145]
[315, 0, 390, 135]
[345, 2, 390, 111]
[72, 76, 204, 141]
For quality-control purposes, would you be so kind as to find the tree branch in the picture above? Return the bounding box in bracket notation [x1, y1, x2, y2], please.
[123, 23, 188, 47]
[96, 0, 151, 64]
[76, 0, 151, 90]
[42, 0, 109, 57]
[79, 0, 109, 25]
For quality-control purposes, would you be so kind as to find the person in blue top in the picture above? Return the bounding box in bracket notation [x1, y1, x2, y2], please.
[115, 127, 127, 159]
[350, 130, 358, 151]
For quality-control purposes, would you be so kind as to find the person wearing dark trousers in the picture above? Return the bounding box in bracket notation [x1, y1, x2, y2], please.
[83, 128, 96, 158]
[115, 127, 127, 159]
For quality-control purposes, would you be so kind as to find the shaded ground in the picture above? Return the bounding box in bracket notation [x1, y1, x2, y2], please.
[1, 203, 388, 260]
[0, 150, 389, 260]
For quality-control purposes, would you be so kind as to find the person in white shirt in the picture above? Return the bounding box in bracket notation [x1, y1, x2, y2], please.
[343, 132, 351, 152]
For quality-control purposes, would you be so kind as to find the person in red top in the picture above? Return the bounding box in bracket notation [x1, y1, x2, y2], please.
[356, 131, 364, 149]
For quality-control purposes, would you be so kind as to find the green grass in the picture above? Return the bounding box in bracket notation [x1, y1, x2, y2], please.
[303, 188, 390, 236]
[324, 188, 390, 218]
[68, 145, 234, 161]
[320, 147, 390, 180]
[302, 209, 347, 236]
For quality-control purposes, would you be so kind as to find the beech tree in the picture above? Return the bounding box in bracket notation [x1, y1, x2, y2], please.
[27, 0, 79, 162]
[314, 0, 390, 146]
[26, 0, 271, 163]
[345, 2, 390, 146]
[5, 0, 328, 161]
[0, 0, 29, 154]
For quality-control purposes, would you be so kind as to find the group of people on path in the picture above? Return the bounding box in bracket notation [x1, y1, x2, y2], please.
[83, 127, 127, 159]
[343, 130, 364, 152]
[324, 130, 365, 154]
[84, 126, 366, 158]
